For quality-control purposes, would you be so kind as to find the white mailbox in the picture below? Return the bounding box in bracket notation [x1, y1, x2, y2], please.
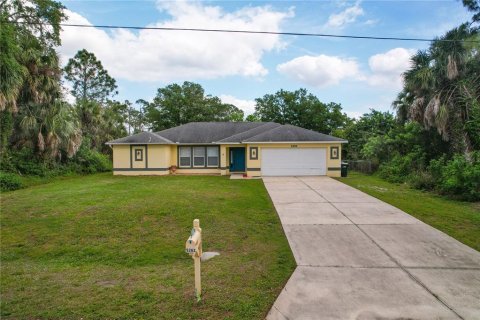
[185, 224, 202, 257]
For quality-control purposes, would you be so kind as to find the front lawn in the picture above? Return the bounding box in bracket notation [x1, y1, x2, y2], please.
[339, 172, 480, 251]
[0, 173, 295, 319]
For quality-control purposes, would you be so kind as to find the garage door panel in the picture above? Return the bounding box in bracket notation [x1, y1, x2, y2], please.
[262, 148, 326, 176]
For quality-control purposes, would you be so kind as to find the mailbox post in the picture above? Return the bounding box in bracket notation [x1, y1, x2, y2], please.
[185, 219, 202, 301]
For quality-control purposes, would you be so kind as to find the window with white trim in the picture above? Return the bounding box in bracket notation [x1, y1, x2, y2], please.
[207, 146, 219, 167]
[193, 147, 205, 167]
[179, 147, 191, 167]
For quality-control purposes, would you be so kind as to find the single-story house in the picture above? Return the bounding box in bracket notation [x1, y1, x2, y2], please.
[106, 122, 347, 177]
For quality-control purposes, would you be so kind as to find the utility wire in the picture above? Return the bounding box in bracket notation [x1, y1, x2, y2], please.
[9, 21, 480, 43]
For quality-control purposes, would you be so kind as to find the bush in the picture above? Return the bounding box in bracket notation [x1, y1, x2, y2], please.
[408, 170, 436, 190]
[378, 156, 409, 183]
[0, 172, 24, 192]
[1, 143, 112, 181]
[0, 148, 51, 176]
[71, 144, 112, 174]
[378, 152, 480, 201]
[378, 150, 426, 183]
[433, 152, 480, 201]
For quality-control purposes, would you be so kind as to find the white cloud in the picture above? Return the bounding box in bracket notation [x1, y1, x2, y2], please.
[276, 48, 415, 90]
[277, 54, 361, 88]
[220, 94, 256, 115]
[345, 111, 363, 119]
[60, 2, 294, 82]
[325, 2, 364, 29]
[367, 48, 415, 88]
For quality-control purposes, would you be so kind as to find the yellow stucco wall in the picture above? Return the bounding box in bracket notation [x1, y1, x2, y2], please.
[220, 145, 228, 175]
[112, 144, 171, 175]
[111, 143, 344, 177]
[170, 145, 178, 167]
[112, 145, 130, 168]
[148, 145, 171, 169]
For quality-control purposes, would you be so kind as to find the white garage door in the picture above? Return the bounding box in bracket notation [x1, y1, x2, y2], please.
[261, 148, 327, 176]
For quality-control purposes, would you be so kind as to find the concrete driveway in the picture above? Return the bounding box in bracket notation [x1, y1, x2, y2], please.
[264, 176, 480, 320]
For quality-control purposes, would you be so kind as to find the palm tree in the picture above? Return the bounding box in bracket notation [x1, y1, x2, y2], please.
[0, 17, 26, 113]
[4, 34, 83, 160]
[392, 91, 413, 124]
[1, 0, 79, 160]
[16, 100, 82, 159]
[401, 24, 480, 156]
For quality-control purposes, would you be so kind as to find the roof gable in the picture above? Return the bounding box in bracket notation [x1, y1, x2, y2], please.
[106, 131, 173, 145]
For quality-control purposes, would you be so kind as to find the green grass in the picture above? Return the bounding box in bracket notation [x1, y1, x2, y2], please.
[0, 173, 295, 319]
[338, 171, 480, 251]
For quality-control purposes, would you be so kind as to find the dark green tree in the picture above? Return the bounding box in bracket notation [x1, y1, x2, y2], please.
[64, 49, 117, 103]
[343, 110, 397, 160]
[143, 82, 244, 131]
[100, 100, 128, 152]
[128, 104, 147, 134]
[245, 114, 261, 122]
[253, 88, 351, 134]
[462, 0, 480, 22]
[63, 50, 126, 151]
[0, 0, 82, 159]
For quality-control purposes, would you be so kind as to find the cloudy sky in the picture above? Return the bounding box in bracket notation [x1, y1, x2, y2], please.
[59, 0, 471, 118]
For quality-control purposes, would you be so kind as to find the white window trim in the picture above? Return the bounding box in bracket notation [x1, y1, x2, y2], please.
[193, 147, 206, 168]
[207, 146, 219, 167]
[179, 146, 191, 168]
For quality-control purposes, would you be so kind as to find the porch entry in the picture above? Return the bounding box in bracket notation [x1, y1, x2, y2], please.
[229, 147, 246, 172]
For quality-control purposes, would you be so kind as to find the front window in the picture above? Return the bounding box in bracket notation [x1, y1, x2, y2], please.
[178, 146, 220, 168]
[193, 147, 205, 167]
[207, 147, 219, 167]
[179, 147, 191, 167]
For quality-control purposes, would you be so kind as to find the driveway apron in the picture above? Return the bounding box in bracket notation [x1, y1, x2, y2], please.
[264, 176, 480, 320]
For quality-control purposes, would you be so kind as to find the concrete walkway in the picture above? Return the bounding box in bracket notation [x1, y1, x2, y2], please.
[264, 176, 480, 320]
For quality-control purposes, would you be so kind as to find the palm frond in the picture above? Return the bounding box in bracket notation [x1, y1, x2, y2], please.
[436, 103, 449, 139]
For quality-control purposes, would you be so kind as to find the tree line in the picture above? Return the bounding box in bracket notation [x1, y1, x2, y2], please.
[0, 1, 352, 159]
[1, 0, 479, 200]
[341, 7, 480, 201]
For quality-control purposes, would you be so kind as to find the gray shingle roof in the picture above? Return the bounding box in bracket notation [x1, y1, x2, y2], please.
[243, 124, 346, 142]
[154, 122, 266, 143]
[106, 122, 347, 145]
[106, 131, 173, 144]
[216, 122, 281, 142]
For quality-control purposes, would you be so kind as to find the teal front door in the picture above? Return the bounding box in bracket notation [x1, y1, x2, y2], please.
[230, 148, 246, 172]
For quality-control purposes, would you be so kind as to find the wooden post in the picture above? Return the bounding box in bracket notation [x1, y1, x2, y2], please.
[193, 219, 202, 301]
[186, 219, 202, 301]
[194, 254, 201, 300]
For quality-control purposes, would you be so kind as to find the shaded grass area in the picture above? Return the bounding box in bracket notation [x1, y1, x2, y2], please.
[339, 171, 480, 251]
[1, 173, 295, 319]
[17, 172, 85, 188]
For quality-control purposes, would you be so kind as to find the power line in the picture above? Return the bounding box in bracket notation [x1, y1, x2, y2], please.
[10, 21, 480, 43]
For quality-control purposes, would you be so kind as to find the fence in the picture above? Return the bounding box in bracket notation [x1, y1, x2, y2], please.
[345, 160, 378, 174]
